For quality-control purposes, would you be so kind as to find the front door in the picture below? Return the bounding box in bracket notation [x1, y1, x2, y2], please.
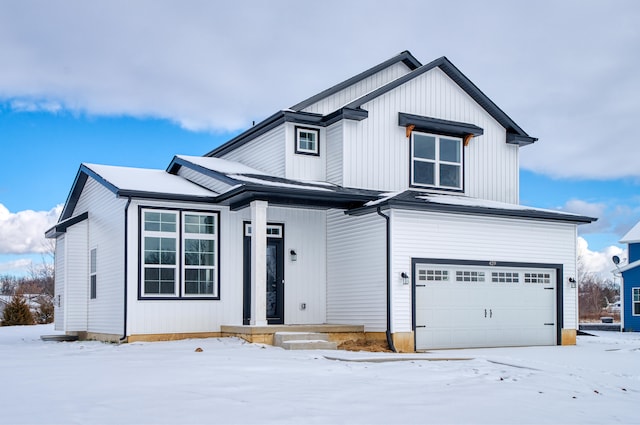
[243, 223, 285, 325]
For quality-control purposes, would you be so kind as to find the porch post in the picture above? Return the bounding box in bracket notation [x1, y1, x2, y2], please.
[250, 200, 268, 325]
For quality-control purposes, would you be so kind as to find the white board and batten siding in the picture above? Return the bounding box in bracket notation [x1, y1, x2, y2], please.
[326, 209, 387, 332]
[325, 121, 343, 185]
[237, 206, 327, 325]
[300, 61, 413, 115]
[342, 67, 520, 204]
[389, 209, 578, 336]
[220, 125, 286, 177]
[73, 178, 127, 335]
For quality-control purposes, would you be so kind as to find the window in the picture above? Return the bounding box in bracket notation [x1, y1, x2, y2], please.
[411, 132, 462, 190]
[295, 126, 319, 155]
[523, 272, 551, 284]
[417, 269, 449, 282]
[456, 270, 485, 282]
[90, 248, 97, 299]
[634, 288, 640, 316]
[141, 209, 219, 299]
[492, 272, 519, 283]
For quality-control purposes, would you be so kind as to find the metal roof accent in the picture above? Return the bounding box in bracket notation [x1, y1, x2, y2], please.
[398, 113, 484, 137]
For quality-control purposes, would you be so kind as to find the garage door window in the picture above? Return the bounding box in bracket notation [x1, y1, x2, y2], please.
[455, 271, 485, 282]
[524, 272, 551, 284]
[492, 272, 519, 283]
[418, 269, 449, 282]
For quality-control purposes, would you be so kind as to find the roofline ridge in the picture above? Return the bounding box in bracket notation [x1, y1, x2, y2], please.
[289, 50, 421, 112]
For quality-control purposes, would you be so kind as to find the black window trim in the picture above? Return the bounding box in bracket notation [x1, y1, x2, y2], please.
[137, 205, 221, 301]
[409, 130, 465, 192]
[294, 125, 320, 156]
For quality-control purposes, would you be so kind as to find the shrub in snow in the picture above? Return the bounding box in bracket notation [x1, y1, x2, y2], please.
[1, 293, 35, 326]
[34, 295, 54, 324]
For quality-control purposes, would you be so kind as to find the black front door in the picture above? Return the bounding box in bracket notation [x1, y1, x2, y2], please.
[243, 227, 284, 325]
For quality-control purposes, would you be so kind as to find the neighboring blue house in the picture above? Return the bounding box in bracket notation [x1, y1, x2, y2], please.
[619, 221, 640, 331]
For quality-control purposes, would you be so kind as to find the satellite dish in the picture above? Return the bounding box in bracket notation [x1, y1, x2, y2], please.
[612, 255, 620, 265]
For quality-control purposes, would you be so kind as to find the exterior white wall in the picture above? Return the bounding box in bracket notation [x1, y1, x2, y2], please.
[326, 209, 387, 331]
[74, 179, 126, 335]
[301, 61, 412, 114]
[285, 123, 326, 181]
[54, 236, 65, 331]
[63, 221, 88, 331]
[238, 206, 327, 325]
[325, 121, 343, 185]
[220, 125, 286, 177]
[390, 209, 578, 333]
[342, 67, 520, 203]
[177, 167, 231, 194]
[126, 199, 242, 335]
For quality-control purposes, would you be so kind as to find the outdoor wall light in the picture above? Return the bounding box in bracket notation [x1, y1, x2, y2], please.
[290, 249, 297, 262]
[568, 277, 576, 288]
[401, 272, 409, 285]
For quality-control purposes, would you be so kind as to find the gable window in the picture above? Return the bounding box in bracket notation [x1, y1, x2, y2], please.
[90, 248, 97, 299]
[295, 126, 320, 156]
[411, 132, 462, 190]
[634, 288, 640, 315]
[141, 209, 219, 299]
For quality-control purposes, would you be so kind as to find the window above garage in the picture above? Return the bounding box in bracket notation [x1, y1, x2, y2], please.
[400, 113, 483, 192]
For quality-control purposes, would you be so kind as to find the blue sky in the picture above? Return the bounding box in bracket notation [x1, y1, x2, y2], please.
[0, 0, 639, 277]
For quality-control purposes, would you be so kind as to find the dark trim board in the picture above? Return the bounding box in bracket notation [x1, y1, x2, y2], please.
[290, 50, 421, 111]
[410, 258, 564, 348]
[45, 211, 89, 238]
[399, 112, 484, 138]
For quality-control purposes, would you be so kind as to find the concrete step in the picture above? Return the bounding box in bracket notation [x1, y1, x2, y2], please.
[274, 332, 329, 346]
[279, 339, 338, 350]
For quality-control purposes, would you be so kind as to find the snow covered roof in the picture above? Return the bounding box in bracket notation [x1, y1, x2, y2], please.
[356, 191, 596, 224]
[84, 163, 216, 197]
[620, 221, 640, 244]
[172, 155, 267, 176]
[618, 258, 640, 273]
[56, 163, 218, 222]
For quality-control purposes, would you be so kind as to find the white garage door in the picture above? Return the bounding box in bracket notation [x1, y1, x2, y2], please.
[415, 263, 557, 350]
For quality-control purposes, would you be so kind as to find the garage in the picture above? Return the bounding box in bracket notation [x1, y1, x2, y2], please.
[414, 261, 558, 350]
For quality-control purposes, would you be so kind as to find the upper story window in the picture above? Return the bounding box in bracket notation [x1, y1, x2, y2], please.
[295, 126, 320, 156]
[411, 132, 462, 190]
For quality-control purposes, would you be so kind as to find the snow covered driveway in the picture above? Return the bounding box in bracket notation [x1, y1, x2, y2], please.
[1, 325, 637, 424]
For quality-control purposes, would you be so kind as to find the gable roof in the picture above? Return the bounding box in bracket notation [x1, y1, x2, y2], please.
[344, 56, 536, 146]
[289, 50, 422, 111]
[620, 221, 640, 244]
[58, 163, 218, 221]
[206, 51, 536, 158]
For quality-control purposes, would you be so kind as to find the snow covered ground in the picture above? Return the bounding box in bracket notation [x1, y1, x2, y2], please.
[0, 325, 637, 424]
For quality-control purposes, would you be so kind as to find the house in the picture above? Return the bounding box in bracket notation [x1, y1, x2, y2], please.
[46, 51, 595, 351]
[618, 221, 640, 331]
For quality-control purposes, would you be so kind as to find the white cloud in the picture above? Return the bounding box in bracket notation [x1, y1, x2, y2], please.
[0, 258, 33, 274]
[0, 204, 62, 254]
[0, 1, 638, 179]
[560, 198, 640, 237]
[577, 236, 625, 281]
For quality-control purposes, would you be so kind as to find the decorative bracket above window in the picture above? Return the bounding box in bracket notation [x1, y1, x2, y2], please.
[399, 113, 483, 146]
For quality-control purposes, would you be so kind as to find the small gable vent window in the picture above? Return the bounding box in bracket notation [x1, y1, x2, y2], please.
[411, 132, 462, 190]
[295, 126, 319, 156]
